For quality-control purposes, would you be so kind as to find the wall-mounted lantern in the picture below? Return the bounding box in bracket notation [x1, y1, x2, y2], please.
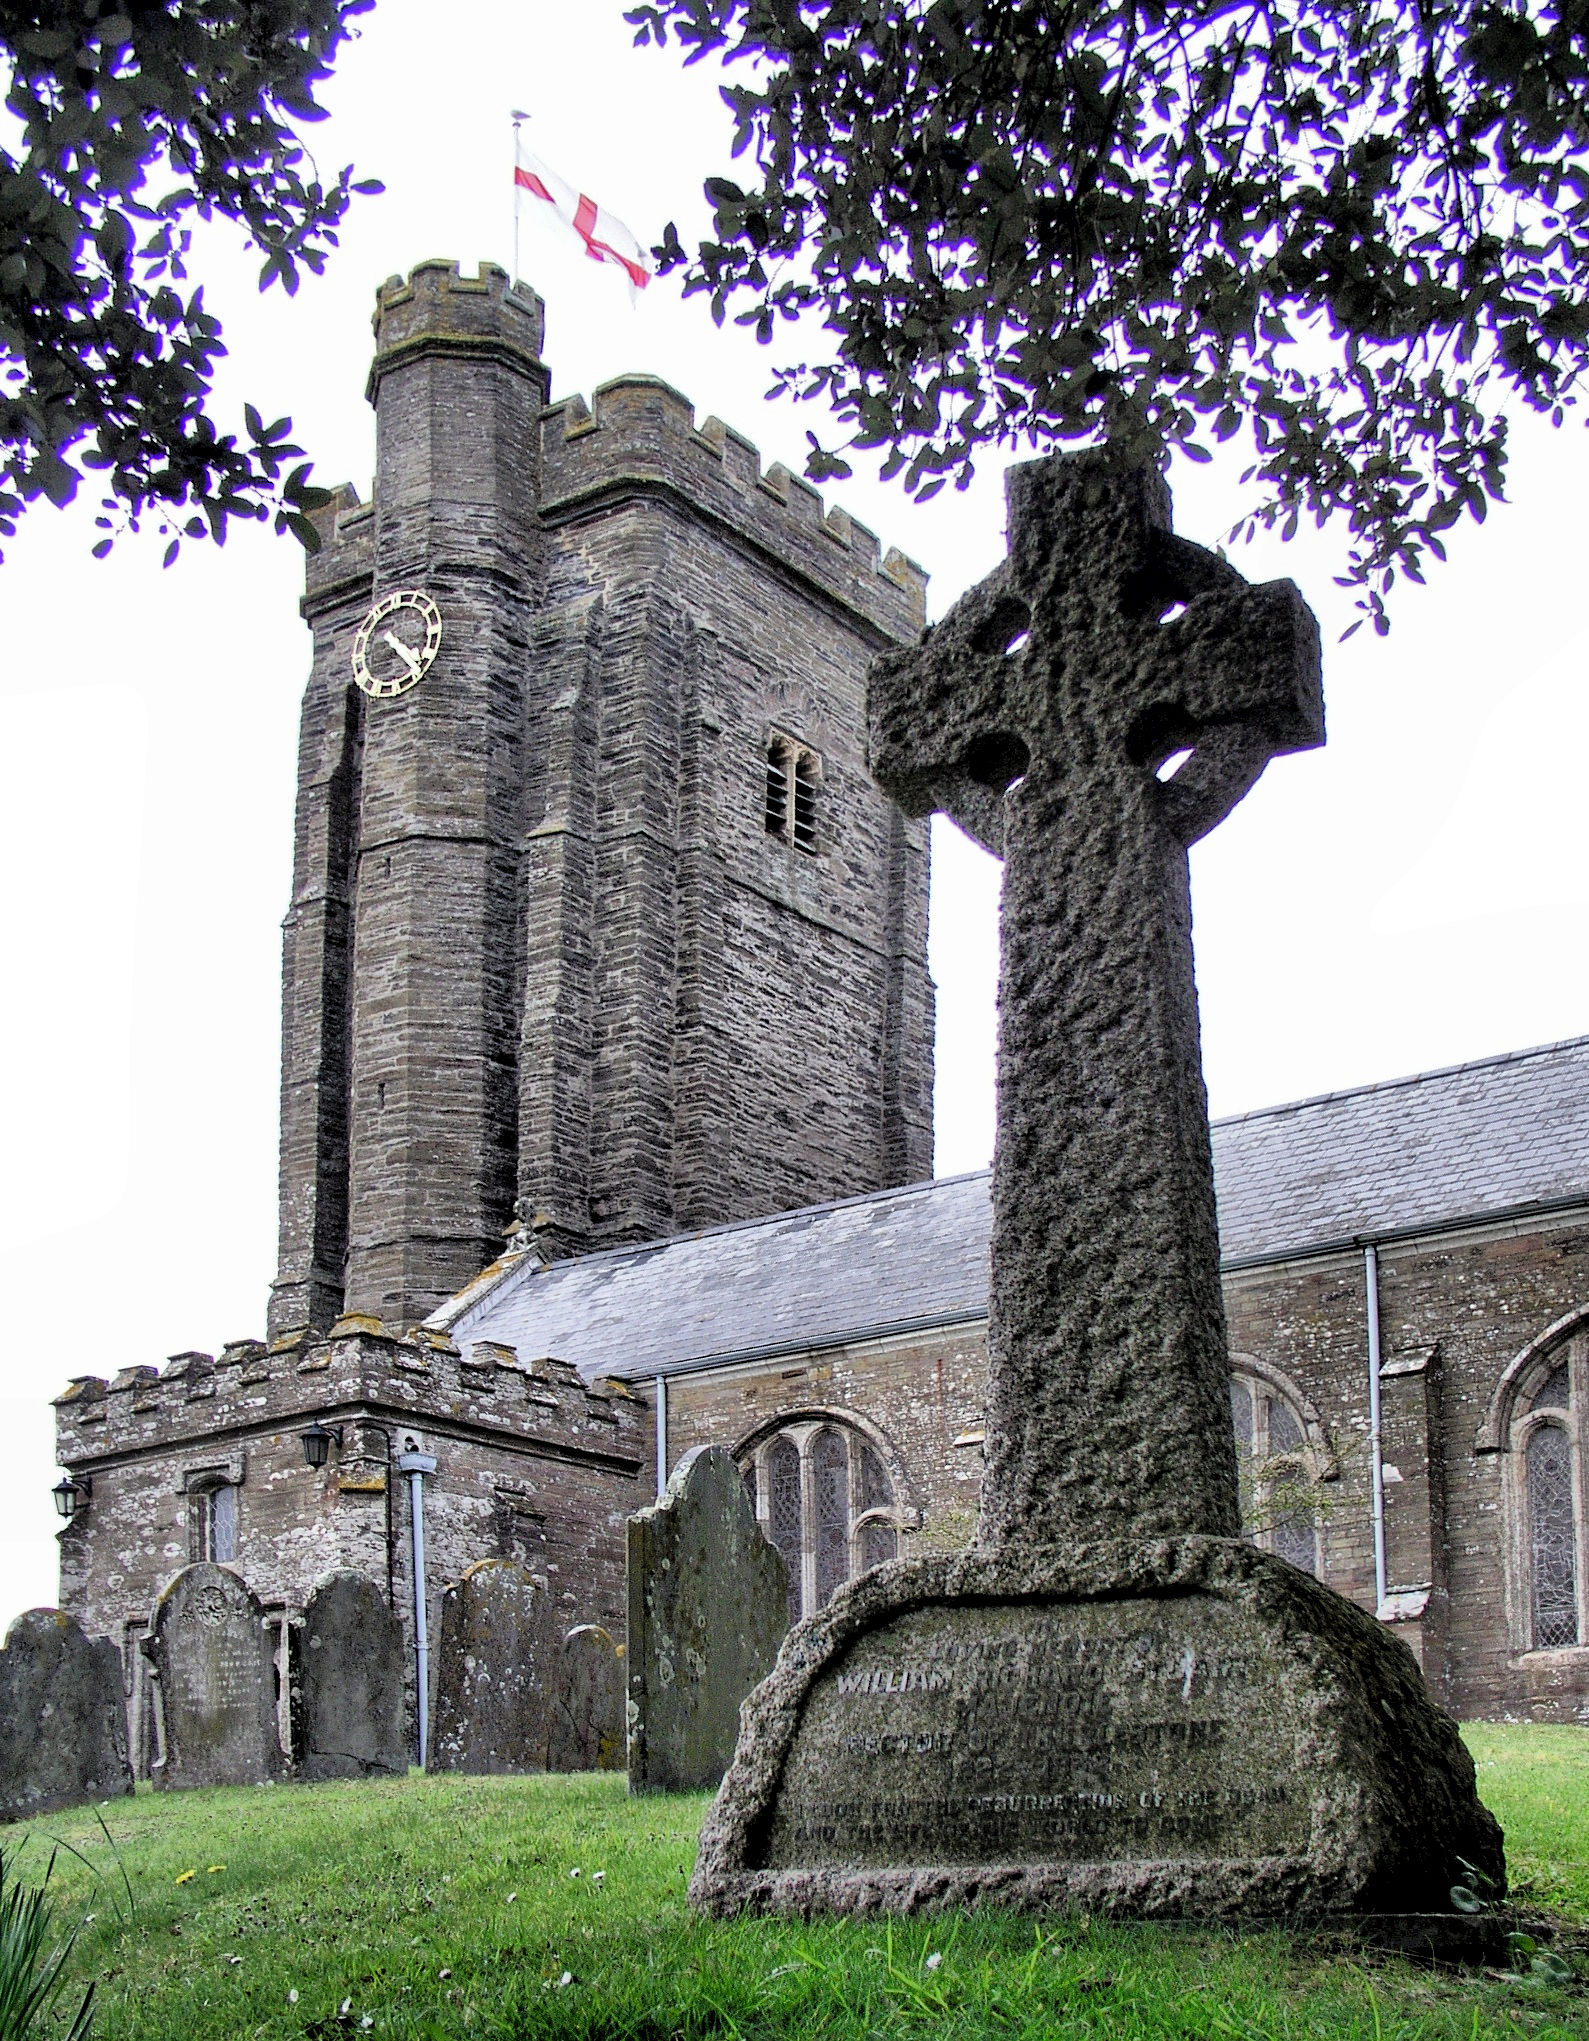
[300, 1422, 343, 1470]
[52, 1474, 90, 1521]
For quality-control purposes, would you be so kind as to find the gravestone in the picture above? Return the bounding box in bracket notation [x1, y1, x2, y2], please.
[693, 452, 1505, 1917]
[628, 1446, 788, 1793]
[144, 1563, 282, 1790]
[0, 1609, 132, 1821]
[293, 1571, 408, 1780]
[430, 1559, 551, 1774]
[547, 1624, 626, 1773]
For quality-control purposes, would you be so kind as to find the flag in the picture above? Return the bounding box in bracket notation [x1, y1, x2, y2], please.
[513, 139, 653, 299]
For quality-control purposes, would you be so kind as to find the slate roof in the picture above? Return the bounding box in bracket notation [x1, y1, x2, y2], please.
[434, 1037, 1589, 1382]
[1210, 1035, 1589, 1264]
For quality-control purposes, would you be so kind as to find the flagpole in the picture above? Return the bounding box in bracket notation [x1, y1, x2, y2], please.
[511, 108, 529, 286]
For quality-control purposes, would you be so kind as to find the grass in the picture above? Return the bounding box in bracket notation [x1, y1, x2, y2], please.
[1, 1726, 1583, 2040]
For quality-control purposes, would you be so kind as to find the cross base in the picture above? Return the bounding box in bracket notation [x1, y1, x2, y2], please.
[691, 1540, 1502, 1919]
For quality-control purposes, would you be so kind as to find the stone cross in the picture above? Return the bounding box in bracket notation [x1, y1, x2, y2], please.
[869, 452, 1324, 1550]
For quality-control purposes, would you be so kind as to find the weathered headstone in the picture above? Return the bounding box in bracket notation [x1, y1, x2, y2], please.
[0, 1609, 132, 1821]
[693, 453, 1505, 1916]
[293, 1571, 408, 1780]
[547, 1624, 626, 1773]
[144, 1563, 282, 1790]
[628, 1446, 788, 1793]
[430, 1559, 552, 1774]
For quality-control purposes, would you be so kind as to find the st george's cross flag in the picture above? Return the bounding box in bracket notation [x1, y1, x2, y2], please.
[513, 138, 653, 300]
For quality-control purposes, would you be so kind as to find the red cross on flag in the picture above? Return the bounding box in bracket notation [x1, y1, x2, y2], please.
[513, 138, 653, 300]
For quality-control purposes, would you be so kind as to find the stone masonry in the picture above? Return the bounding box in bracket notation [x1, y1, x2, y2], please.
[272, 258, 933, 1336]
[54, 1313, 649, 1764]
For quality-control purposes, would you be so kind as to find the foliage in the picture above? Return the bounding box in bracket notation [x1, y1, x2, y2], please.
[0, 1846, 93, 2041]
[629, 0, 1589, 633]
[0, 0, 380, 564]
[8, 1729, 1586, 2039]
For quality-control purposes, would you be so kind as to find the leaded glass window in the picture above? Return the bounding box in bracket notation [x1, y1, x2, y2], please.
[740, 1420, 908, 1621]
[1230, 1369, 1321, 1578]
[1509, 1338, 1586, 1654]
[1528, 1424, 1579, 1649]
[767, 1436, 803, 1624]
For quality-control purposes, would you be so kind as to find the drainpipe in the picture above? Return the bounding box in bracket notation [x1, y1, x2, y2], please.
[654, 1374, 668, 1501]
[395, 1448, 437, 1766]
[1363, 1244, 1389, 1615]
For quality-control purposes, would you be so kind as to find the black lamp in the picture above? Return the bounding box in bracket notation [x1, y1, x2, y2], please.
[52, 1475, 89, 1521]
[300, 1422, 342, 1469]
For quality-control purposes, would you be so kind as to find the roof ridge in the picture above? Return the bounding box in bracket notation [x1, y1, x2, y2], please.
[1211, 1035, 1589, 1133]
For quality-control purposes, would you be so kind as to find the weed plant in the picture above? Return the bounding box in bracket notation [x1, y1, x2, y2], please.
[1, 1725, 1582, 2040]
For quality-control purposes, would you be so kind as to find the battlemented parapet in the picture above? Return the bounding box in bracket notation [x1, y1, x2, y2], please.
[539, 377, 925, 642]
[54, 1300, 649, 1770]
[272, 258, 934, 1338]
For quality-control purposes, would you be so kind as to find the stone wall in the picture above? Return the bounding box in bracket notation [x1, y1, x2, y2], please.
[653, 1208, 1589, 1724]
[53, 1315, 648, 1764]
[270, 261, 934, 1337]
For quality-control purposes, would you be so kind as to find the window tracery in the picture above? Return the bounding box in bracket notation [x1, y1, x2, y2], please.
[1503, 1333, 1585, 1653]
[1229, 1368, 1324, 1577]
[739, 1417, 905, 1621]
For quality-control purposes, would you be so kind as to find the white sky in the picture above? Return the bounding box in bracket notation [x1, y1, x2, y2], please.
[3, 0, 1587, 1627]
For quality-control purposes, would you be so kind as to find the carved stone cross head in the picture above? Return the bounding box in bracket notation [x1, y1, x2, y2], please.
[868, 451, 1325, 1550]
[868, 452, 1324, 857]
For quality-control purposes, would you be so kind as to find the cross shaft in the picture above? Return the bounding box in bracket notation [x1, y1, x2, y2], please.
[870, 453, 1324, 1550]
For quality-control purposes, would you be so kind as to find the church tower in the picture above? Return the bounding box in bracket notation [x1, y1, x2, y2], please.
[269, 260, 933, 1336]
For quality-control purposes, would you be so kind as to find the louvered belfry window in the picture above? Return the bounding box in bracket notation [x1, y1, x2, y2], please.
[764, 733, 821, 854]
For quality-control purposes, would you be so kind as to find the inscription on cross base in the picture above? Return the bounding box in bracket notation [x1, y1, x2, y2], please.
[869, 452, 1323, 1549]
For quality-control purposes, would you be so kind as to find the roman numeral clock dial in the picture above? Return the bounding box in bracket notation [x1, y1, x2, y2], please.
[351, 589, 443, 699]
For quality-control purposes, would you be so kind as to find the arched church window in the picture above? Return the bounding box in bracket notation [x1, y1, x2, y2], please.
[763, 733, 822, 853]
[766, 1435, 803, 1625]
[1503, 1334, 1586, 1652]
[739, 1417, 907, 1621]
[1230, 1369, 1323, 1578]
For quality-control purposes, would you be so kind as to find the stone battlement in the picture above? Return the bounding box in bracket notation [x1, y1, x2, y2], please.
[539, 375, 927, 636]
[303, 259, 927, 640]
[54, 1320, 648, 1475]
[366, 259, 547, 400]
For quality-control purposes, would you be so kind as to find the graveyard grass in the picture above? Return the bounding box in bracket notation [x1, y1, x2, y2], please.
[5, 1725, 1583, 2041]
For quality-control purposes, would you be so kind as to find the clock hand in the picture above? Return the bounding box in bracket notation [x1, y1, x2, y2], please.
[380, 628, 423, 678]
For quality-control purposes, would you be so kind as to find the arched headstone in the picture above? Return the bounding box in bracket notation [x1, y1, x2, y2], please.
[627, 1446, 788, 1793]
[145, 1563, 282, 1790]
[0, 1609, 132, 1821]
[430, 1560, 551, 1774]
[294, 1571, 408, 1780]
[547, 1624, 625, 1773]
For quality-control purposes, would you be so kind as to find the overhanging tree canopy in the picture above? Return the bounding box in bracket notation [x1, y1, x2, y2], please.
[630, 0, 1589, 631]
[1, 0, 378, 563]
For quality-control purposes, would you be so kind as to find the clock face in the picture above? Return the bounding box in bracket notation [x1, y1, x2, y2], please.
[352, 590, 443, 699]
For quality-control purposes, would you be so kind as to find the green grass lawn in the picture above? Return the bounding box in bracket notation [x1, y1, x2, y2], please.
[5, 1726, 1585, 2040]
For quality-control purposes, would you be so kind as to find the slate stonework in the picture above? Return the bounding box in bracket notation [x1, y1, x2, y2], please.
[293, 1571, 407, 1780]
[272, 259, 933, 1336]
[145, 1564, 282, 1790]
[547, 1623, 626, 1773]
[626, 1446, 788, 1793]
[430, 1559, 553, 1774]
[0, 1609, 132, 1822]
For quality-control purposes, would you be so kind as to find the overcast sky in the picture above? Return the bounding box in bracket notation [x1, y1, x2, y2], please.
[3, 0, 1587, 1626]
